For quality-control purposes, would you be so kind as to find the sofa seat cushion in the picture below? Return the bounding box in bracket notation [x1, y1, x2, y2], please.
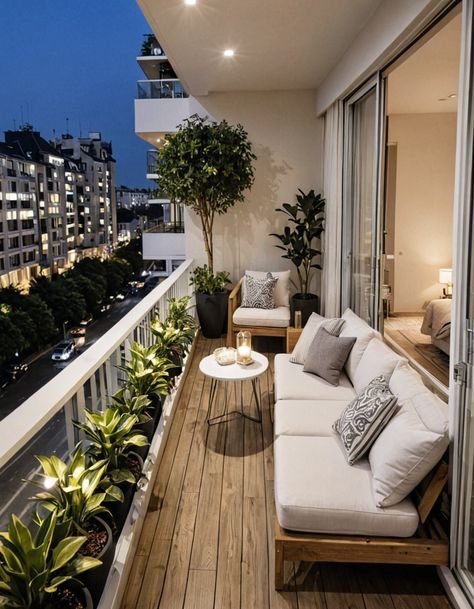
[274, 400, 348, 437]
[233, 305, 290, 328]
[274, 435, 419, 537]
[275, 354, 356, 401]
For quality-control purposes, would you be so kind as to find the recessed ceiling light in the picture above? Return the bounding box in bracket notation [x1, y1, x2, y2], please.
[156, 137, 161, 143]
[448, 93, 457, 98]
[184, 0, 196, 5]
[223, 49, 235, 57]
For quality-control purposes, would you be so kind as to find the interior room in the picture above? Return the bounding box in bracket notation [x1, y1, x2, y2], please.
[382, 10, 461, 388]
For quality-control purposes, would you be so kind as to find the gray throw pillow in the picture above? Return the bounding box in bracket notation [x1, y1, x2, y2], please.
[303, 327, 356, 386]
[241, 273, 277, 309]
[290, 313, 345, 364]
[333, 375, 398, 465]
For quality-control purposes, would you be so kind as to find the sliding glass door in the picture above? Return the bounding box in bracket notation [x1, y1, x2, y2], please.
[342, 78, 383, 328]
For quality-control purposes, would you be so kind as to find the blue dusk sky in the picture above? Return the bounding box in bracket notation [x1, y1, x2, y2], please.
[0, 0, 154, 188]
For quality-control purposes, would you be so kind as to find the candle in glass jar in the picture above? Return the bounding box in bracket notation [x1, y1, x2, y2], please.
[238, 345, 251, 360]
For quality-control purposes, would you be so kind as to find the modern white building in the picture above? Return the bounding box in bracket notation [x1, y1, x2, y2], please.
[116, 186, 150, 210]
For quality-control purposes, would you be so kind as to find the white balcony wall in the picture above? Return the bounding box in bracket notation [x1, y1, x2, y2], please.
[143, 231, 186, 260]
[184, 90, 323, 290]
[135, 97, 211, 137]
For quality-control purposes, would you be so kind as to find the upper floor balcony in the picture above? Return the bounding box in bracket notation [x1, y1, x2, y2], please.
[137, 79, 188, 100]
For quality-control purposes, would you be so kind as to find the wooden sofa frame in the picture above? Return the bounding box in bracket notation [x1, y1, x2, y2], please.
[275, 460, 449, 589]
[227, 277, 288, 347]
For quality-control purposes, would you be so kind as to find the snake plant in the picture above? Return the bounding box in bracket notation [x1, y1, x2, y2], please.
[26, 447, 122, 536]
[73, 408, 148, 485]
[0, 511, 100, 608]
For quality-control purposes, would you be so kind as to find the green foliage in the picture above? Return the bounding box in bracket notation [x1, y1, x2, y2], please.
[0, 511, 101, 609]
[189, 265, 230, 296]
[109, 388, 153, 425]
[0, 315, 26, 365]
[157, 115, 256, 269]
[30, 276, 87, 328]
[166, 296, 195, 334]
[270, 190, 326, 295]
[103, 259, 132, 297]
[63, 275, 104, 317]
[27, 447, 122, 536]
[113, 239, 143, 277]
[73, 408, 148, 485]
[119, 343, 172, 398]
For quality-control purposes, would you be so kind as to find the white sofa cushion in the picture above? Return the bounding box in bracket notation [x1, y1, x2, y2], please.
[233, 305, 290, 328]
[353, 338, 405, 394]
[369, 390, 449, 507]
[274, 399, 348, 437]
[274, 435, 419, 537]
[274, 354, 356, 401]
[389, 360, 428, 401]
[339, 309, 380, 384]
[243, 270, 290, 308]
[290, 313, 345, 364]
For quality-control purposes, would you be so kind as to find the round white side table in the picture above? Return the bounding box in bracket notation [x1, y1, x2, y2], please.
[199, 351, 269, 426]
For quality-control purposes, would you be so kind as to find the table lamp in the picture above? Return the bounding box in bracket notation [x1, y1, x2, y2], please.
[439, 268, 453, 298]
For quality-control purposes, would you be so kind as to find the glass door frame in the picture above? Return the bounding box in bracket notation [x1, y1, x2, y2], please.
[341, 75, 386, 330]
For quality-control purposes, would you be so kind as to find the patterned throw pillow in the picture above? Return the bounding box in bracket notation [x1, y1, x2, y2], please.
[333, 375, 398, 465]
[241, 273, 278, 309]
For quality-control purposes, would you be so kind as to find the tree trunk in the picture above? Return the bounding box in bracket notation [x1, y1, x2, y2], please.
[198, 202, 214, 271]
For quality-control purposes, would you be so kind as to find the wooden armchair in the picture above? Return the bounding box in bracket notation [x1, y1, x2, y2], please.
[227, 278, 290, 347]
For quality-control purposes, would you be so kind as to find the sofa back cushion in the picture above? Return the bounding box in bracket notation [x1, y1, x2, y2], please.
[339, 308, 380, 384]
[303, 327, 356, 386]
[290, 313, 345, 364]
[389, 360, 428, 401]
[243, 270, 290, 308]
[369, 389, 449, 507]
[353, 338, 405, 394]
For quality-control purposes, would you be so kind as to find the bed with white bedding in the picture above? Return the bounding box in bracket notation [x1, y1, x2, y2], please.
[421, 298, 451, 355]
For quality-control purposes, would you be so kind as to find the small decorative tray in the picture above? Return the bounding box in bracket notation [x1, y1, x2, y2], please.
[214, 347, 236, 366]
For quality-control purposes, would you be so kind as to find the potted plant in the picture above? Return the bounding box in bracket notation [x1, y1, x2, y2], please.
[110, 388, 155, 457]
[27, 449, 118, 605]
[270, 190, 325, 325]
[0, 511, 100, 609]
[73, 408, 148, 533]
[157, 114, 256, 337]
[189, 266, 231, 338]
[166, 296, 196, 346]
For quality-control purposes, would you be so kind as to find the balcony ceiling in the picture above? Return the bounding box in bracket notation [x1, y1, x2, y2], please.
[137, 0, 384, 95]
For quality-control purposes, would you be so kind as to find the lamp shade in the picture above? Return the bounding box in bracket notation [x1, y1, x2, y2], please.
[439, 268, 452, 284]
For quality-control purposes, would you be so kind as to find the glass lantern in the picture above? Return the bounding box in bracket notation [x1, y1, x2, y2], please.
[236, 330, 252, 365]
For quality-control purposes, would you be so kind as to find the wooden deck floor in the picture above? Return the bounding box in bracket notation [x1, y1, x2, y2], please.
[121, 335, 452, 609]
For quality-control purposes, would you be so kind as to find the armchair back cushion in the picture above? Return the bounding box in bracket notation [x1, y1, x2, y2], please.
[243, 270, 290, 308]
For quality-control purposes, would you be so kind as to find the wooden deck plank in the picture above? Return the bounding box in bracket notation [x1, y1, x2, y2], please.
[121, 335, 452, 609]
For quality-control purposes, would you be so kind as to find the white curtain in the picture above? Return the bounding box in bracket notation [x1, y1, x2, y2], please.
[321, 102, 343, 317]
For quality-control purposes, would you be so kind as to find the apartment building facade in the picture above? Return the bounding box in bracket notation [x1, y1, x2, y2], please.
[0, 129, 117, 288]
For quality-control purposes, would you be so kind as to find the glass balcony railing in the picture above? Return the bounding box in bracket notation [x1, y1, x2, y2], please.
[147, 149, 159, 175]
[144, 219, 185, 234]
[137, 79, 188, 100]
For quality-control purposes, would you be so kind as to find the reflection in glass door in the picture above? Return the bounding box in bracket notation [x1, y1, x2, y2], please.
[342, 81, 381, 327]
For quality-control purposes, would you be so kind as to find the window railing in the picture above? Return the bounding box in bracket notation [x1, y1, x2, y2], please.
[137, 79, 188, 99]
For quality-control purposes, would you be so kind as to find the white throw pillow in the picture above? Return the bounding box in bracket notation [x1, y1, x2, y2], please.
[339, 308, 379, 384]
[389, 360, 428, 401]
[243, 270, 290, 308]
[369, 390, 449, 507]
[290, 313, 345, 364]
[353, 338, 405, 394]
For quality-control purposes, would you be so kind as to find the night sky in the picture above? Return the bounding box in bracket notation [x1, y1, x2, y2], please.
[0, 0, 154, 188]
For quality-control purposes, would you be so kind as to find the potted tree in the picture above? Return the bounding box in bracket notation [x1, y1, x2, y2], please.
[157, 114, 256, 338]
[270, 190, 325, 326]
[0, 511, 100, 609]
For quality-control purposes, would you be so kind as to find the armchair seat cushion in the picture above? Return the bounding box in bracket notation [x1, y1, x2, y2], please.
[233, 305, 290, 328]
[274, 435, 419, 537]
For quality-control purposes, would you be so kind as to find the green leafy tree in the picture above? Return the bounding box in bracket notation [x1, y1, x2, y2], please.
[31, 277, 86, 328]
[65, 275, 104, 317]
[0, 315, 26, 364]
[157, 114, 256, 270]
[114, 238, 143, 277]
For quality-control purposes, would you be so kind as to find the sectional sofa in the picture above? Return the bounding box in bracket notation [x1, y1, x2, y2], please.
[273, 309, 450, 589]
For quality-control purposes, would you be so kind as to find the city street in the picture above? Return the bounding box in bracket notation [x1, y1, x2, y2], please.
[0, 295, 142, 529]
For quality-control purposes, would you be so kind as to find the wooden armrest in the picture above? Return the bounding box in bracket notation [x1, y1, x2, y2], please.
[229, 277, 243, 304]
[227, 277, 244, 346]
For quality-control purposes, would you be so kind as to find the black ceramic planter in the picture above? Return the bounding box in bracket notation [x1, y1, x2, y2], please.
[80, 517, 115, 607]
[150, 395, 163, 431]
[57, 585, 93, 609]
[134, 417, 154, 460]
[108, 452, 144, 536]
[195, 290, 229, 338]
[291, 293, 320, 327]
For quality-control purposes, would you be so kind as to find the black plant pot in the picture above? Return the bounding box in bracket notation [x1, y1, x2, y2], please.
[167, 350, 183, 380]
[134, 416, 154, 460]
[150, 394, 163, 431]
[56, 585, 93, 609]
[81, 517, 115, 607]
[195, 290, 229, 338]
[107, 452, 144, 537]
[291, 293, 320, 327]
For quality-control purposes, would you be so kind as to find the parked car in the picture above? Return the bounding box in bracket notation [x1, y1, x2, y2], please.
[51, 340, 75, 362]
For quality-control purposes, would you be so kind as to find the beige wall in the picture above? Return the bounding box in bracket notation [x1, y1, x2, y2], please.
[184, 90, 323, 288]
[388, 113, 456, 312]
